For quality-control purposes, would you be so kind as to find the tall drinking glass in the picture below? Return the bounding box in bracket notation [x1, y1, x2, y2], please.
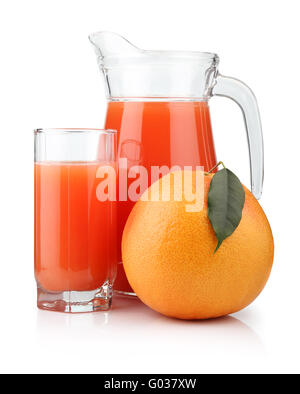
[34, 129, 117, 312]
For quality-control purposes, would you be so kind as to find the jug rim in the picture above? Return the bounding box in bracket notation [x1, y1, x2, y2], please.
[89, 31, 219, 63]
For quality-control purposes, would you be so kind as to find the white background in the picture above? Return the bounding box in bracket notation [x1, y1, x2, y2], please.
[0, 0, 299, 374]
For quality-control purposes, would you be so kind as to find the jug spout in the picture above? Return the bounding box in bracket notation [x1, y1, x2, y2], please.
[89, 31, 140, 63]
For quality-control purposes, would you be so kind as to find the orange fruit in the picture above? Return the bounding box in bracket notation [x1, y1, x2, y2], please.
[122, 170, 274, 320]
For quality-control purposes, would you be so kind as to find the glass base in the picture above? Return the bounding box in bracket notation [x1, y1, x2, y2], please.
[37, 281, 113, 313]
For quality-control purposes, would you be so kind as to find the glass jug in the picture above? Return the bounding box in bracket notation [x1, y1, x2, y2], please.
[89, 31, 264, 296]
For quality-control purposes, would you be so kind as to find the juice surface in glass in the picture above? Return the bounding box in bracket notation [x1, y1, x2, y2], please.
[35, 161, 116, 293]
[105, 101, 217, 293]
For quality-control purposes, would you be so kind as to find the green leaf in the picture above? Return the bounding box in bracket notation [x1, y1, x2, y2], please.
[207, 168, 245, 253]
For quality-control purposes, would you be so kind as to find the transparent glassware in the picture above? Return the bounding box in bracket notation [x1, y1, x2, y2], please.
[34, 129, 117, 312]
[89, 31, 264, 296]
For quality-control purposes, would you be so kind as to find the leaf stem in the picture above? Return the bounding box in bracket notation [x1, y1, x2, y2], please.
[205, 161, 226, 175]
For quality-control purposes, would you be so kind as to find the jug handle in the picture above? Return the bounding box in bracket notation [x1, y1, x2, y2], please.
[212, 74, 264, 199]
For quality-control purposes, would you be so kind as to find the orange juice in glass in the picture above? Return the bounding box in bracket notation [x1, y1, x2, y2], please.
[34, 129, 117, 312]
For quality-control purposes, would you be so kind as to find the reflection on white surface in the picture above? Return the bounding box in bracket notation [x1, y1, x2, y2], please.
[35, 295, 264, 373]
